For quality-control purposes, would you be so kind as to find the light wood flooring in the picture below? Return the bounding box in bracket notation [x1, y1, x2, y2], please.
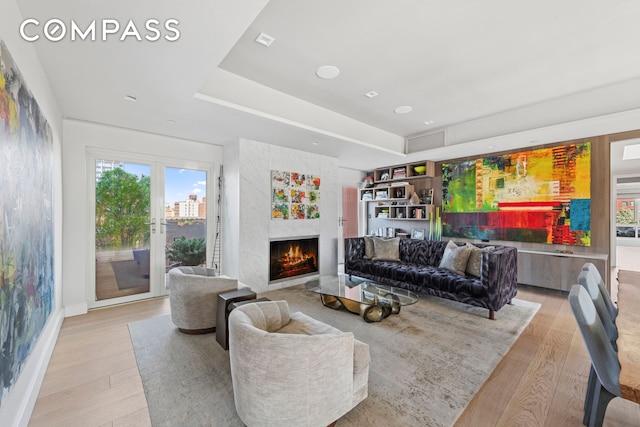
[30, 249, 640, 427]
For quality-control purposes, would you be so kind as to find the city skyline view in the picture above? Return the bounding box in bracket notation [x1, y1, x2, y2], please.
[103, 161, 207, 206]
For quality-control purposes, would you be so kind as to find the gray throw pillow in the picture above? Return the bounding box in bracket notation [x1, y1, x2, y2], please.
[372, 237, 400, 261]
[439, 240, 472, 275]
[363, 236, 375, 259]
[465, 244, 496, 277]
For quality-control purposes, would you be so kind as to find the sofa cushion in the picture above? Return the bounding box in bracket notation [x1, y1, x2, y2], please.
[439, 240, 472, 275]
[372, 237, 400, 261]
[426, 267, 487, 298]
[349, 260, 486, 299]
[399, 239, 448, 266]
[465, 244, 496, 277]
[363, 236, 374, 259]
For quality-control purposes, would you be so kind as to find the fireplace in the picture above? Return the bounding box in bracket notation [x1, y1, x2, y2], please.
[269, 237, 319, 283]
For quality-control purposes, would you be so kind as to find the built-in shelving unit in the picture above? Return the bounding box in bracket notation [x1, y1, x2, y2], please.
[373, 203, 434, 220]
[361, 161, 437, 224]
[372, 161, 435, 183]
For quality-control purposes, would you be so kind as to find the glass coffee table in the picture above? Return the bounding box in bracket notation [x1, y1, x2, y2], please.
[305, 275, 419, 322]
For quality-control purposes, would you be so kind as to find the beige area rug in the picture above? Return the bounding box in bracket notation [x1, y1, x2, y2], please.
[129, 286, 540, 427]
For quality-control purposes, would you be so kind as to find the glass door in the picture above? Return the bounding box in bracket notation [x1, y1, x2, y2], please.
[94, 159, 153, 302]
[162, 166, 208, 292]
[89, 150, 214, 308]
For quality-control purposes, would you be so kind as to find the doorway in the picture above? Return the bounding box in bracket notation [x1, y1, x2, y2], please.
[89, 150, 214, 308]
[338, 186, 360, 265]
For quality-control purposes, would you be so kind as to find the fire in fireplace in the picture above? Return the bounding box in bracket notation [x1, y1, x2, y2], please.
[269, 237, 319, 282]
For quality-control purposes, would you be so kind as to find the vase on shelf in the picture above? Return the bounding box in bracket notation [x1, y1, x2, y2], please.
[409, 191, 420, 205]
[429, 207, 442, 241]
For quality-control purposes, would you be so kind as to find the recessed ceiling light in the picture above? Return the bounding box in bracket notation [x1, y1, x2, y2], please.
[255, 32, 275, 47]
[623, 144, 640, 160]
[312, 142, 319, 146]
[124, 95, 137, 102]
[167, 120, 176, 124]
[394, 105, 412, 114]
[423, 120, 435, 125]
[316, 65, 340, 79]
[364, 91, 379, 98]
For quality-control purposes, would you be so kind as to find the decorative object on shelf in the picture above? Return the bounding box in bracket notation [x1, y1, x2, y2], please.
[271, 170, 320, 220]
[393, 167, 406, 179]
[380, 172, 390, 180]
[410, 191, 420, 205]
[413, 165, 427, 175]
[420, 188, 434, 204]
[375, 191, 388, 200]
[429, 207, 442, 241]
[411, 228, 425, 239]
[363, 175, 374, 188]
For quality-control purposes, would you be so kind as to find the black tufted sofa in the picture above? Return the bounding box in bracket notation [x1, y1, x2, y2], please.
[344, 237, 518, 319]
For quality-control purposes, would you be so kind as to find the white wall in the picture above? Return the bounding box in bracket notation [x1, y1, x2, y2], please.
[61, 120, 224, 314]
[0, 1, 65, 425]
[223, 139, 339, 293]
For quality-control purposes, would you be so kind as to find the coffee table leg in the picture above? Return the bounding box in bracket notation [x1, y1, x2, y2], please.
[321, 294, 341, 310]
[361, 304, 386, 322]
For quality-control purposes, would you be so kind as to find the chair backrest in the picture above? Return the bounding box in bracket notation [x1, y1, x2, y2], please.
[229, 300, 291, 333]
[582, 262, 617, 321]
[569, 285, 621, 397]
[578, 269, 618, 342]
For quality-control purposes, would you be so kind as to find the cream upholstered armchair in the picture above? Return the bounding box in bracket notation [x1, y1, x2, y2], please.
[228, 300, 370, 427]
[167, 266, 237, 334]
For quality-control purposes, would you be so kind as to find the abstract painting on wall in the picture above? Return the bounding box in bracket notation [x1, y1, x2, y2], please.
[271, 170, 320, 220]
[0, 41, 55, 406]
[442, 142, 591, 246]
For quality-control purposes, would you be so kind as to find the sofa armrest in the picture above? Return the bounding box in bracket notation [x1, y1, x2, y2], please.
[344, 237, 365, 264]
[481, 246, 518, 311]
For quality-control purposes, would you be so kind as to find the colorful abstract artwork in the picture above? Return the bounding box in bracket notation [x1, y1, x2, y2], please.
[442, 142, 591, 246]
[1, 41, 55, 406]
[271, 170, 320, 220]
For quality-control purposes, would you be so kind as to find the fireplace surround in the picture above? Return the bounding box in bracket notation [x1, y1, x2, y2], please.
[269, 236, 319, 283]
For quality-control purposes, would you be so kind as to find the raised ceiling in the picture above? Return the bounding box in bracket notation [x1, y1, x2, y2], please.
[14, 0, 640, 170]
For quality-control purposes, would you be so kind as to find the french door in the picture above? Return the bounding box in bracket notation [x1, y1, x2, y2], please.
[88, 149, 214, 308]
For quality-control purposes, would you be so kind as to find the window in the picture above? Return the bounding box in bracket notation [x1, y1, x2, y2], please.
[616, 197, 639, 238]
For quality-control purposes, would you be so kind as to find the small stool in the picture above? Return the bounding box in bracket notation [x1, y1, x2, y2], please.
[216, 288, 256, 350]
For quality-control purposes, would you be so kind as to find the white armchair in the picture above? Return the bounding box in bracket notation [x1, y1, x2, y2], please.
[167, 266, 237, 334]
[228, 300, 370, 427]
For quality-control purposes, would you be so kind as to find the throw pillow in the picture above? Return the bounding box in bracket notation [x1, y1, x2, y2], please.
[439, 240, 472, 275]
[372, 237, 401, 261]
[363, 236, 375, 259]
[465, 244, 496, 277]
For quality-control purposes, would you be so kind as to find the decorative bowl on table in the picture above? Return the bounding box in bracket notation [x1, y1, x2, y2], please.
[413, 165, 426, 174]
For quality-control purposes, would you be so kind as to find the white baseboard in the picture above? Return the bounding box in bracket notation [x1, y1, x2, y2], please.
[64, 301, 88, 317]
[0, 307, 63, 427]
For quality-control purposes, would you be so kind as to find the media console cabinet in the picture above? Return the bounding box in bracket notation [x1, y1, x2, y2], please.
[517, 249, 608, 292]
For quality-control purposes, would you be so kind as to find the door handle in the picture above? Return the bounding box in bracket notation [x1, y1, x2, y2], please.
[145, 218, 156, 233]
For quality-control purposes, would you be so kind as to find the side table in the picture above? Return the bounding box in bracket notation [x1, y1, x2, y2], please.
[216, 288, 256, 350]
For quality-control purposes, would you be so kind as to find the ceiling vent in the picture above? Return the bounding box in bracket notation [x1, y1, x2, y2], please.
[405, 130, 446, 154]
[255, 32, 275, 47]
